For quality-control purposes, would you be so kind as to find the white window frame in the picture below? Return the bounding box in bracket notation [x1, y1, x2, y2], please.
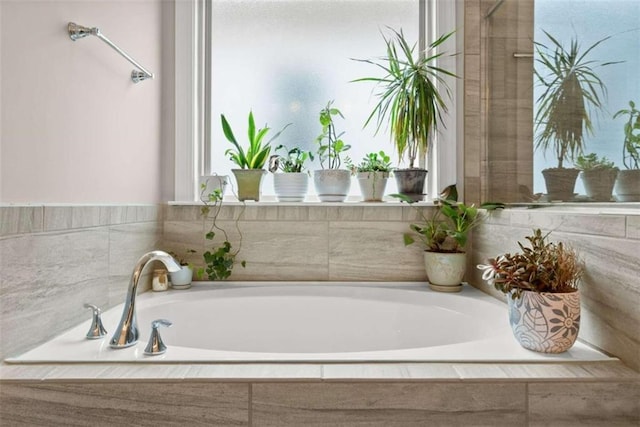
[174, 0, 461, 202]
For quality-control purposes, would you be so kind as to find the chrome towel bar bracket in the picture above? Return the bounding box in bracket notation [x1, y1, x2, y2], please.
[68, 22, 154, 83]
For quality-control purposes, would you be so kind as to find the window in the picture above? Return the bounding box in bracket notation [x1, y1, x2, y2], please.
[173, 0, 461, 202]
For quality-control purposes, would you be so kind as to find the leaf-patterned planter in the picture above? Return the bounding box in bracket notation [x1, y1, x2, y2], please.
[507, 290, 580, 353]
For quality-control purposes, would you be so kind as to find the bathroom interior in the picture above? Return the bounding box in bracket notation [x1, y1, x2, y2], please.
[1, 0, 638, 425]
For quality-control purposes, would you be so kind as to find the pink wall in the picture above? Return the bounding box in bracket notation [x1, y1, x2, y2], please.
[0, 0, 165, 203]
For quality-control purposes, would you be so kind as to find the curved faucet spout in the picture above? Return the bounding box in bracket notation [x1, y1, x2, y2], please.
[109, 250, 181, 349]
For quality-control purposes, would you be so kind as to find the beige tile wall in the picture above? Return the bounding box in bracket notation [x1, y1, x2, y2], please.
[164, 204, 429, 282]
[0, 205, 162, 360]
[465, 0, 535, 204]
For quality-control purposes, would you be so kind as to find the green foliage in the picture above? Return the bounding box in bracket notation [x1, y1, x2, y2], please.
[268, 144, 314, 173]
[393, 188, 504, 253]
[613, 100, 640, 169]
[315, 100, 351, 169]
[477, 229, 582, 298]
[534, 31, 619, 169]
[222, 111, 290, 169]
[347, 151, 393, 174]
[574, 153, 617, 171]
[352, 28, 456, 168]
[197, 185, 245, 281]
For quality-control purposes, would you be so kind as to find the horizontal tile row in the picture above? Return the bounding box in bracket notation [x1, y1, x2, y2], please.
[165, 203, 434, 223]
[1, 379, 637, 426]
[3, 361, 637, 383]
[0, 205, 161, 236]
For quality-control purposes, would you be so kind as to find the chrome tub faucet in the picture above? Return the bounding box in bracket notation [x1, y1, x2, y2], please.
[109, 250, 181, 349]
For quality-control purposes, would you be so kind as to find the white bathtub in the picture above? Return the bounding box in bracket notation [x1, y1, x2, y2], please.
[8, 282, 612, 363]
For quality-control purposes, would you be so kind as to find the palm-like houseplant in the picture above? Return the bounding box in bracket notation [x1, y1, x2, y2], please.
[613, 100, 640, 201]
[477, 229, 582, 353]
[222, 111, 290, 201]
[353, 28, 456, 201]
[534, 30, 617, 201]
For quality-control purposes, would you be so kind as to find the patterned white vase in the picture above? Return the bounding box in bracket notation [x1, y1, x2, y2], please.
[507, 290, 580, 353]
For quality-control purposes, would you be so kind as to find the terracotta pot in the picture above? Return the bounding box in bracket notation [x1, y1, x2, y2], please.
[356, 171, 389, 202]
[423, 251, 466, 292]
[508, 290, 580, 353]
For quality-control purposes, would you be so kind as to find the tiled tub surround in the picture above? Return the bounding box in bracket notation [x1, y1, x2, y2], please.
[1, 203, 639, 425]
[0, 204, 162, 361]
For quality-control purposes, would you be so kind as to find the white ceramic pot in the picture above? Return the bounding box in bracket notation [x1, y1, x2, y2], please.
[170, 266, 193, 290]
[357, 172, 389, 202]
[423, 251, 466, 292]
[273, 172, 309, 202]
[508, 290, 580, 353]
[313, 169, 351, 202]
[198, 175, 229, 202]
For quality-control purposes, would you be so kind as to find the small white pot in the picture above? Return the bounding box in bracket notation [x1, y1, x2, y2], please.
[170, 266, 193, 289]
[273, 172, 309, 202]
[508, 290, 580, 353]
[357, 171, 389, 202]
[198, 175, 229, 202]
[423, 251, 466, 292]
[313, 169, 351, 202]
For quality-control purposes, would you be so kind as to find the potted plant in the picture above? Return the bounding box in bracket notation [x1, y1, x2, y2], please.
[222, 111, 290, 201]
[353, 28, 456, 202]
[347, 150, 392, 202]
[574, 153, 618, 201]
[268, 144, 314, 202]
[534, 31, 617, 201]
[477, 229, 582, 353]
[395, 190, 503, 292]
[613, 100, 640, 201]
[198, 174, 229, 203]
[198, 185, 246, 280]
[313, 100, 352, 202]
[167, 249, 197, 289]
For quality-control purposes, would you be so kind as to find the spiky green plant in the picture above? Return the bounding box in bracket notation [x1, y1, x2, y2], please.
[222, 111, 290, 169]
[352, 28, 456, 168]
[534, 31, 619, 169]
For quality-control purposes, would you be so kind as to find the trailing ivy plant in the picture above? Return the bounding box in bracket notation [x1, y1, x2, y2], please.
[198, 185, 246, 281]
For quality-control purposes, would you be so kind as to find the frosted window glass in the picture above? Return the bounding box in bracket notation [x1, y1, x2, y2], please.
[209, 0, 418, 197]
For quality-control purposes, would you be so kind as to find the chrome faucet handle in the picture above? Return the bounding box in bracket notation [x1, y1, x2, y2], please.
[83, 303, 108, 339]
[144, 319, 172, 356]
